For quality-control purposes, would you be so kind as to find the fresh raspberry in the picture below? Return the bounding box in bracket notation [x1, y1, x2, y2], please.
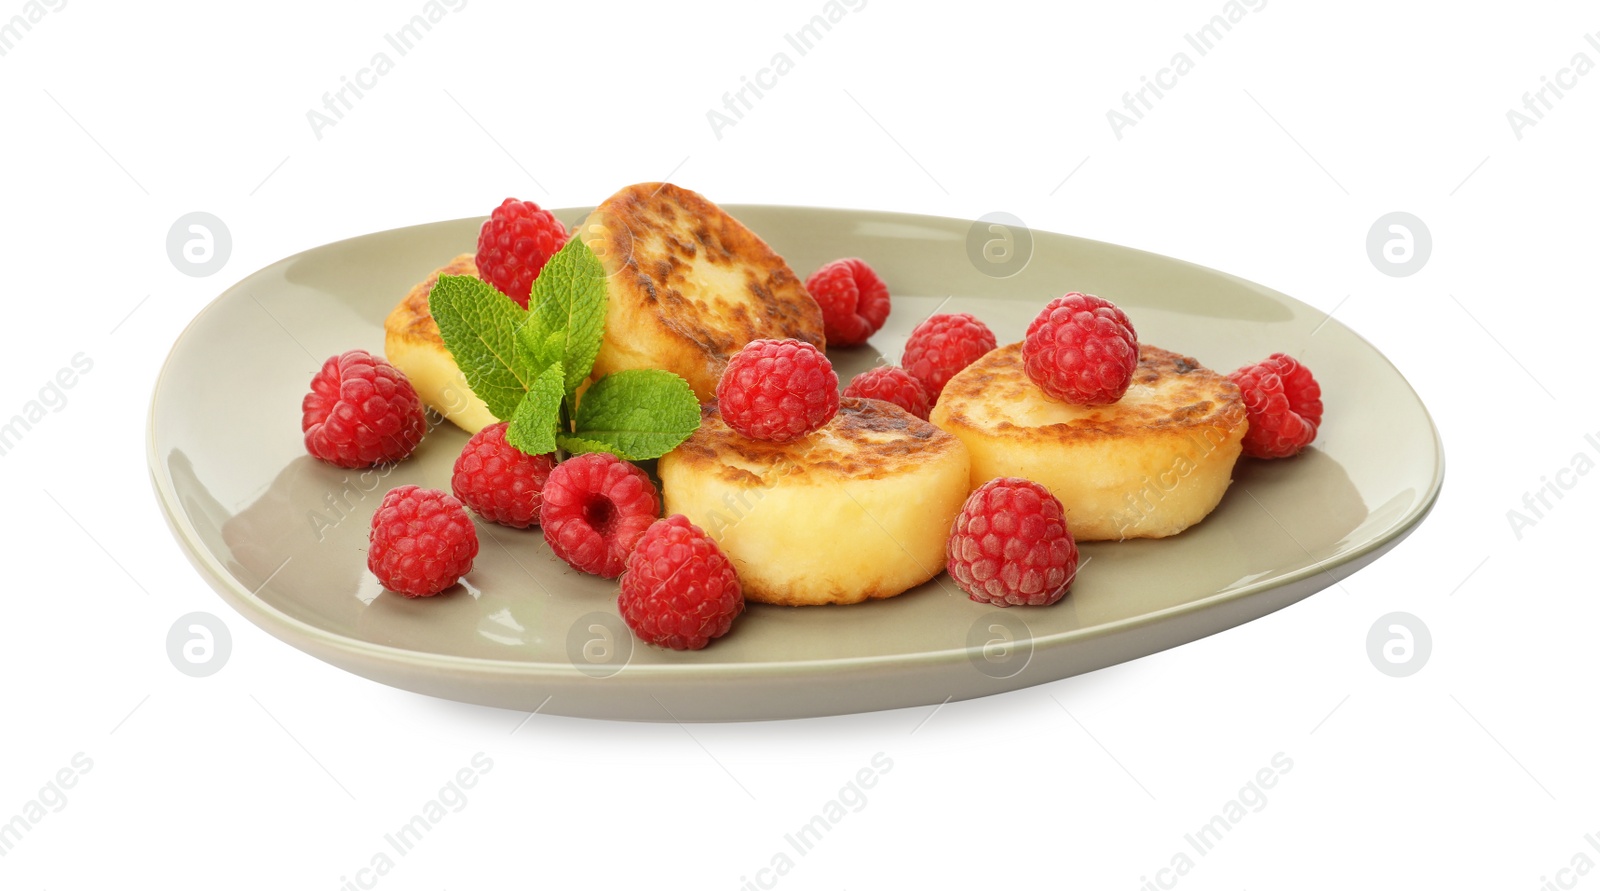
[618, 515, 744, 650]
[1022, 293, 1139, 405]
[715, 339, 840, 442]
[301, 349, 427, 468]
[450, 422, 556, 528]
[901, 312, 997, 400]
[842, 365, 931, 420]
[805, 258, 891, 347]
[946, 477, 1079, 607]
[540, 452, 660, 578]
[1228, 353, 1323, 459]
[367, 485, 478, 597]
[475, 198, 569, 308]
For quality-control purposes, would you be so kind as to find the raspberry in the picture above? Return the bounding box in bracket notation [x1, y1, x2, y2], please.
[946, 477, 1079, 607]
[367, 485, 478, 597]
[805, 258, 891, 347]
[842, 365, 931, 420]
[540, 452, 661, 578]
[715, 339, 840, 442]
[450, 422, 556, 528]
[618, 515, 744, 650]
[1022, 293, 1139, 405]
[475, 198, 569, 308]
[301, 349, 427, 468]
[1228, 353, 1323, 459]
[901, 312, 997, 400]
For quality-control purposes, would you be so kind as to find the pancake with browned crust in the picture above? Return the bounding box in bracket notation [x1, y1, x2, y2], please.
[930, 342, 1247, 541]
[383, 252, 498, 433]
[574, 182, 825, 401]
[659, 397, 970, 606]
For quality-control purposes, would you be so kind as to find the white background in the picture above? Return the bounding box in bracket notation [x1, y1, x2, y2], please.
[3, 1, 1597, 888]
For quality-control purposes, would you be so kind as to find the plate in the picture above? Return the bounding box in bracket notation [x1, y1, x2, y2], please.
[147, 205, 1444, 721]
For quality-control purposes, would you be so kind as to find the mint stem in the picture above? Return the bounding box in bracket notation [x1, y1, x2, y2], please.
[556, 401, 573, 463]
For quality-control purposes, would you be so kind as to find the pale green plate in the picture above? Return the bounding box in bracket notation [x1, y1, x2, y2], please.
[147, 206, 1443, 721]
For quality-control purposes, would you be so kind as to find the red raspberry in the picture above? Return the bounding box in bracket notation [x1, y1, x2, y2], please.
[1228, 353, 1323, 459]
[715, 339, 840, 442]
[1022, 292, 1139, 405]
[947, 478, 1079, 607]
[618, 515, 744, 650]
[367, 485, 478, 597]
[450, 422, 556, 528]
[540, 452, 660, 578]
[901, 312, 997, 400]
[805, 258, 891, 347]
[475, 198, 569, 308]
[842, 365, 931, 420]
[302, 349, 427, 468]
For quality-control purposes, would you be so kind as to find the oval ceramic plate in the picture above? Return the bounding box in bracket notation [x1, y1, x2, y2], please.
[148, 205, 1443, 721]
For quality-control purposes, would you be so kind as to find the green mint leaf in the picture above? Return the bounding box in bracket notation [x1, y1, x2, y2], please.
[513, 321, 565, 381]
[428, 274, 529, 420]
[567, 369, 701, 461]
[555, 434, 619, 457]
[527, 237, 608, 396]
[505, 361, 565, 456]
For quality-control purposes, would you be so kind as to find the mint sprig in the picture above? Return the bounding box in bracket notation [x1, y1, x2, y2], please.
[428, 236, 700, 461]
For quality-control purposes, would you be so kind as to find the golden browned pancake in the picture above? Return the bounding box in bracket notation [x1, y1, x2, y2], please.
[382, 253, 498, 433]
[659, 398, 970, 606]
[574, 182, 825, 401]
[930, 343, 1247, 541]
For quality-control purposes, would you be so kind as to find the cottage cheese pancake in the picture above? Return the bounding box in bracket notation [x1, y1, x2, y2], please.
[931, 342, 1247, 541]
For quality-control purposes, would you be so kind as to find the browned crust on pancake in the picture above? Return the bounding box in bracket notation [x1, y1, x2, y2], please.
[383, 253, 478, 347]
[580, 183, 824, 400]
[667, 397, 963, 485]
[936, 342, 1245, 441]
